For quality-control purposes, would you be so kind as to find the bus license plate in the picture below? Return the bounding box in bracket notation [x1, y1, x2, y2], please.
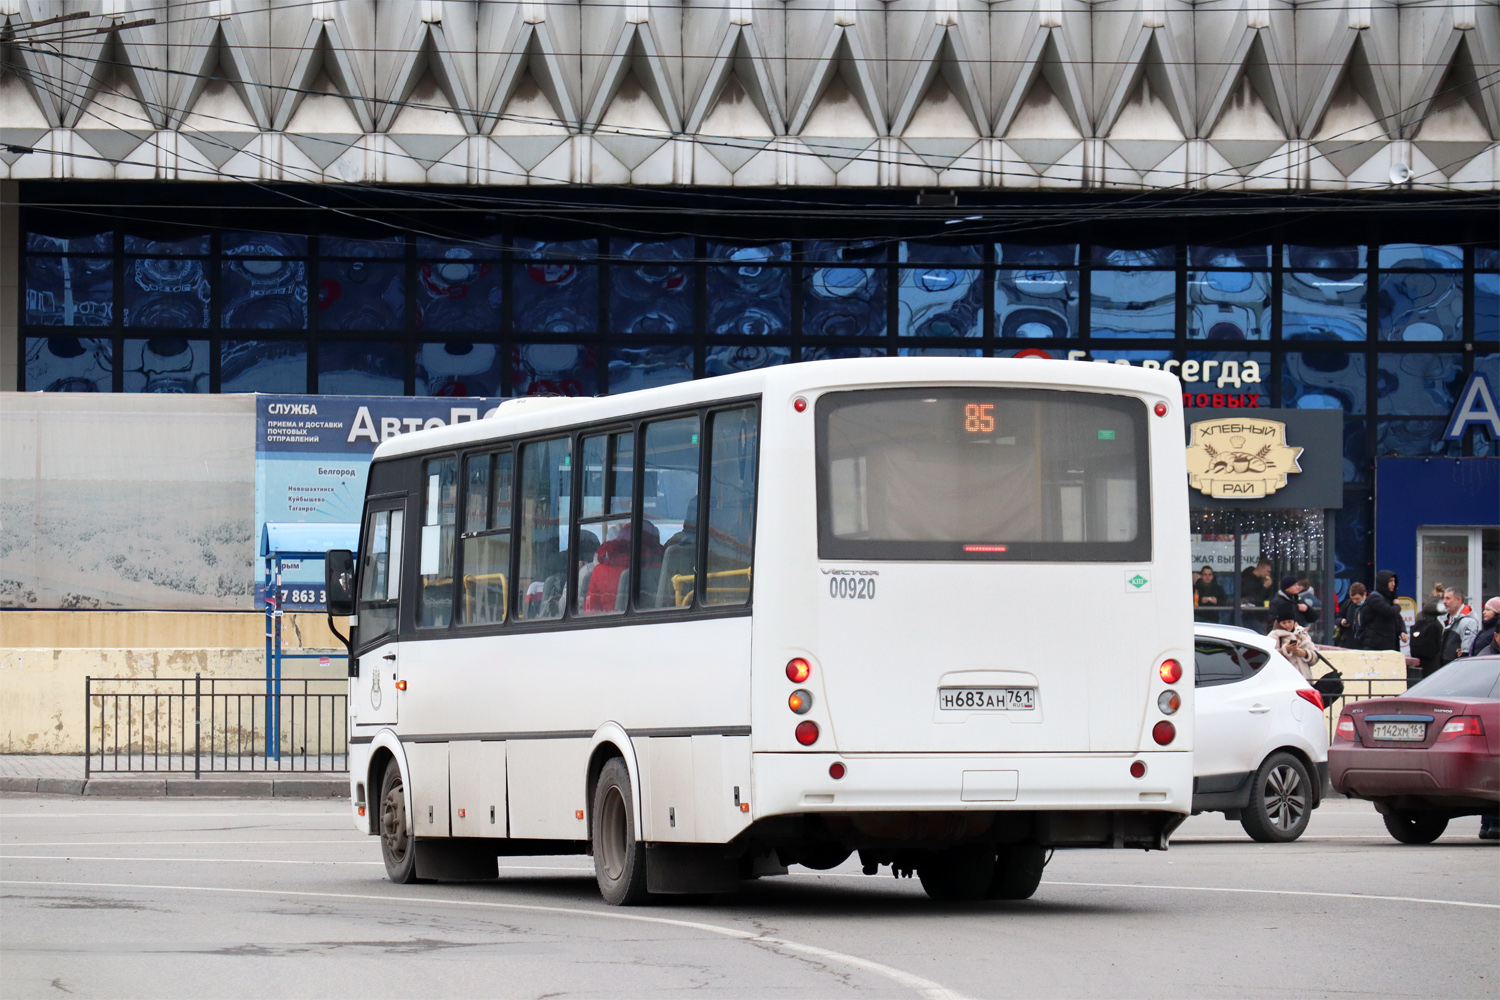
[938, 688, 1035, 711]
[1372, 722, 1426, 741]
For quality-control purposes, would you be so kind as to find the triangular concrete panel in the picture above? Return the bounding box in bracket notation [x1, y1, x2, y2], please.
[182, 131, 256, 169]
[389, 133, 466, 169]
[1107, 139, 1179, 173]
[492, 134, 569, 171]
[1414, 140, 1493, 177]
[903, 137, 978, 171]
[594, 132, 669, 171]
[1006, 138, 1081, 170]
[75, 129, 153, 162]
[0, 128, 47, 165]
[1314, 139, 1385, 177]
[704, 138, 771, 174]
[286, 132, 361, 170]
[1209, 139, 1286, 175]
[799, 137, 875, 174]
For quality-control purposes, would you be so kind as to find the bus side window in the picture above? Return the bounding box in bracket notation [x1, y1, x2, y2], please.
[358, 507, 403, 643]
[419, 457, 458, 628]
[639, 415, 699, 610]
[460, 451, 511, 625]
[703, 406, 757, 606]
[516, 437, 571, 622]
[579, 431, 632, 617]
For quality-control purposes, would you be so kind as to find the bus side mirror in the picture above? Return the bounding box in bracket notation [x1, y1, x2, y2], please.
[325, 549, 356, 617]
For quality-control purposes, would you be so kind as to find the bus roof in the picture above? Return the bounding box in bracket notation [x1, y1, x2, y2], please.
[372, 357, 1181, 461]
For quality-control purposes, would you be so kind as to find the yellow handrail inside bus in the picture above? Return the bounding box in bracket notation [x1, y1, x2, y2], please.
[671, 567, 751, 606]
[463, 572, 509, 622]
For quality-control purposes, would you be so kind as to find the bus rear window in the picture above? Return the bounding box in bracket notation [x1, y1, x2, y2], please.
[816, 388, 1150, 562]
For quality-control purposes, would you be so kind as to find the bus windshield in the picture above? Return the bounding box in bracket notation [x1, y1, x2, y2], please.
[816, 387, 1150, 562]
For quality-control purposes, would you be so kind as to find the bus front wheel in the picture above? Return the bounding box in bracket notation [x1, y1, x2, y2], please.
[379, 759, 419, 884]
[592, 758, 649, 905]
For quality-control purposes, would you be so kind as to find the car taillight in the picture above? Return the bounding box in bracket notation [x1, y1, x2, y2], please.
[1296, 688, 1325, 711]
[1335, 715, 1356, 741]
[795, 721, 819, 746]
[1438, 716, 1485, 742]
[1159, 659, 1182, 684]
[786, 658, 811, 683]
[1152, 720, 1175, 745]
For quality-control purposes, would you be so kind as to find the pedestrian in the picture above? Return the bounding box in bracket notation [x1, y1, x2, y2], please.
[1298, 577, 1324, 639]
[1439, 588, 1481, 664]
[1407, 602, 1444, 682]
[1269, 617, 1319, 680]
[1358, 570, 1408, 652]
[1334, 583, 1367, 648]
[1473, 597, 1500, 658]
[1268, 575, 1308, 630]
[1193, 565, 1227, 623]
[1240, 558, 1274, 608]
[1429, 581, 1447, 607]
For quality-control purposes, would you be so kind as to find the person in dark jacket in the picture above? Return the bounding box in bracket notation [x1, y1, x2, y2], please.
[1240, 558, 1274, 608]
[1359, 570, 1408, 652]
[1474, 597, 1500, 658]
[1268, 575, 1308, 630]
[1335, 582, 1367, 648]
[1193, 566, 1228, 623]
[1408, 602, 1444, 682]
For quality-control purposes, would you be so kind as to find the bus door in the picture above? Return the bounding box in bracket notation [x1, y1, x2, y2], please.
[353, 501, 405, 727]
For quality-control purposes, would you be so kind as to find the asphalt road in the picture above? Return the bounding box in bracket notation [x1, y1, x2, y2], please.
[1, 795, 1495, 999]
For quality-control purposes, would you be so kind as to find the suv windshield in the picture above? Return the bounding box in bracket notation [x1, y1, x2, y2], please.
[816, 387, 1150, 561]
[1404, 657, 1500, 699]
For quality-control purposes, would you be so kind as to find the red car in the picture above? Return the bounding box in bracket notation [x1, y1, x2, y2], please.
[1329, 655, 1500, 844]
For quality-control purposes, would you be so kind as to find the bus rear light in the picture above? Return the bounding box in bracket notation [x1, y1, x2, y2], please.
[1439, 716, 1484, 742]
[1157, 691, 1181, 714]
[395, 679, 407, 691]
[963, 544, 1008, 553]
[358, 806, 366, 817]
[1152, 720, 1176, 745]
[789, 690, 813, 714]
[1154, 401, 1168, 417]
[1159, 659, 1182, 684]
[793, 397, 808, 412]
[1295, 688, 1325, 711]
[795, 721, 819, 746]
[829, 762, 846, 780]
[1129, 761, 1146, 779]
[786, 658, 811, 683]
[1335, 716, 1356, 741]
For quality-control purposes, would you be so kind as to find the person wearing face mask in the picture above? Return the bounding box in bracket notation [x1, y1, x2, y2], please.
[1472, 597, 1500, 658]
[1358, 570, 1408, 652]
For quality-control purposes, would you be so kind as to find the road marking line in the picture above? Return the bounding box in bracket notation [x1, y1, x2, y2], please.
[2, 841, 367, 847]
[1042, 880, 1500, 910]
[1, 856, 385, 866]
[0, 879, 969, 1000]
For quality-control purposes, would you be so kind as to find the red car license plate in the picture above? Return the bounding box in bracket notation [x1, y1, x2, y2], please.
[1372, 721, 1426, 741]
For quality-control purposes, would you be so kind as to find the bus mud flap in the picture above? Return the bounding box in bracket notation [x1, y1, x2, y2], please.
[646, 844, 740, 894]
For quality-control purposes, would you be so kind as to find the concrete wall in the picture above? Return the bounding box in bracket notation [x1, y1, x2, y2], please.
[0, 179, 15, 392]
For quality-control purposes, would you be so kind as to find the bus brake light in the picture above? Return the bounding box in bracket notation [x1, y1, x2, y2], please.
[786, 658, 811, 683]
[1159, 659, 1182, 684]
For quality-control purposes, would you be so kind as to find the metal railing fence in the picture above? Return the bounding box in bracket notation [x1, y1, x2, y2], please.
[85, 675, 347, 777]
[1321, 677, 1415, 741]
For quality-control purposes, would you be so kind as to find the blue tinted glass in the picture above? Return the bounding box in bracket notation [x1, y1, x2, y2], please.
[513, 262, 599, 333]
[1090, 271, 1175, 338]
[318, 341, 405, 395]
[804, 240, 887, 263]
[611, 239, 695, 336]
[1096, 349, 1173, 364]
[900, 243, 981, 265]
[706, 344, 790, 375]
[320, 261, 404, 331]
[1283, 352, 1366, 414]
[416, 259, 501, 333]
[124, 233, 210, 255]
[24, 337, 113, 391]
[514, 237, 597, 258]
[123, 338, 209, 393]
[511, 343, 598, 396]
[1188, 271, 1270, 340]
[708, 265, 790, 336]
[1285, 246, 1366, 270]
[1378, 272, 1462, 342]
[1282, 272, 1367, 342]
[608, 345, 693, 394]
[221, 259, 308, 329]
[223, 232, 307, 257]
[26, 258, 113, 326]
[1342, 417, 1369, 483]
[899, 266, 981, 337]
[27, 232, 111, 253]
[1377, 353, 1463, 415]
[416, 342, 502, 397]
[1188, 246, 1270, 268]
[1092, 246, 1173, 266]
[994, 348, 1065, 358]
[1187, 351, 1270, 399]
[708, 241, 791, 261]
[321, 235, 404, 258]
[1377, 420, 1461, 457]
[801, 346, 887, 360]
[124, 258, 210, 328]
[804, 267, 886, 337]
[996, 268, 1079, 338]
[415, 235, 503, 257]
[1476, 271, 1498, 341]
[1377, 244, 1462, 269]
[221, 340, 308, 392]
[1334, 495, 1372, 593]
[897, 347, 982, 357]
[997, 244, 1077, 266]
[1477, 248, 1498, 271]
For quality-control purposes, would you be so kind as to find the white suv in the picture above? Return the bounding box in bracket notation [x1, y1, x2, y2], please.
[1192, 623, 1331, 842]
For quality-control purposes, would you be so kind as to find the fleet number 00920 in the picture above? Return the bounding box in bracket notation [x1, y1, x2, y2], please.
[829, 577, 876, 600]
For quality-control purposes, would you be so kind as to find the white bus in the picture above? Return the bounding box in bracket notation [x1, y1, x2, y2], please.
[326, 357, 1194, 904]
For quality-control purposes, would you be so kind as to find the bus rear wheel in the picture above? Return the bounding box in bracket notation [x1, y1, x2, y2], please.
[379, 758, 419, 884]
[592, 758, 649, 905]
[986, 843, 1045, 900]
[917, 845, 995, 901]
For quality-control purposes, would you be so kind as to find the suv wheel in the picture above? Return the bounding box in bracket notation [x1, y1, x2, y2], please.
[1239, 751, 1312, 843]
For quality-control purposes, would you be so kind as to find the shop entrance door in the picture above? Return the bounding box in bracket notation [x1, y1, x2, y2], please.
[1417, 528, 1500, 610]
[1190, 508, 1332, 639]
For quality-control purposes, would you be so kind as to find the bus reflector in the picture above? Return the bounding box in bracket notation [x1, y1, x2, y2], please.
[1129, 761, 1146, 779]
[794, 397, 808, 412]
[1159, 659, 1182, 684]
[1152, 721, 1176, 745]
[786, 658, 811, 683]
[1154, 401, 1168, 417]
[789, 690, 813, 714]
[795, 721, 819, 746]
[963, 545, 1008, 553]
[829, 762, 846, 780]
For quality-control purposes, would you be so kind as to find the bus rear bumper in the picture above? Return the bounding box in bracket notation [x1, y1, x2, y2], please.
[752, 751, 1193, 818]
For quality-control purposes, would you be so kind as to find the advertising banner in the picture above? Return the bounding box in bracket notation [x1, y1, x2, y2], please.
[255, 395, 500, 608]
